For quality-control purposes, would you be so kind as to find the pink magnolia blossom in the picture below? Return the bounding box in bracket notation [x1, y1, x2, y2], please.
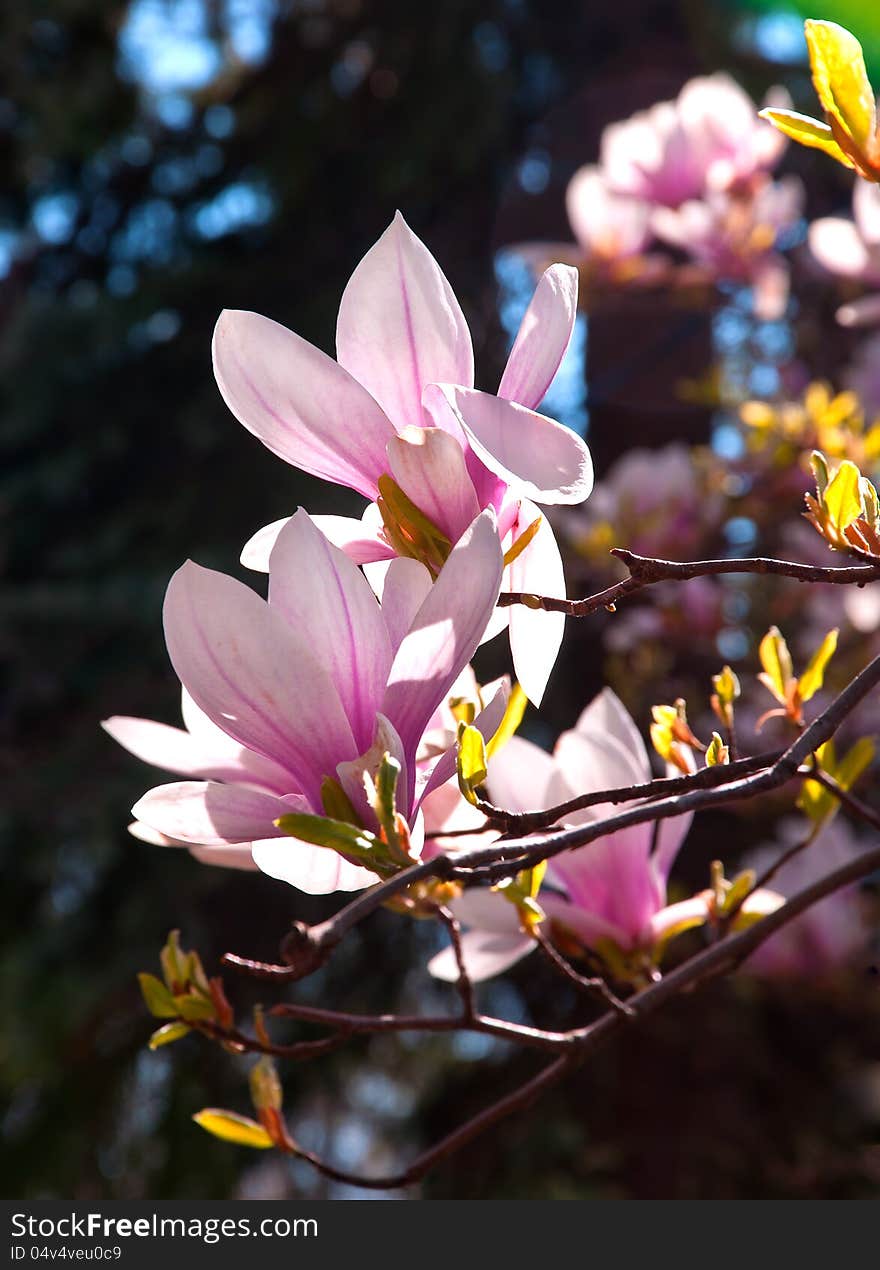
[651, 177, 802, 319]
[741, 818, 871, 979]
[426, 690, 701, 983]
[809, 179, 880, 327]
[104, 507, 505, 895]
[601, 74, 787, 209]
[213, 212, 593, 705]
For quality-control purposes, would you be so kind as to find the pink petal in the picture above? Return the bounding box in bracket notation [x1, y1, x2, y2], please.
[483, 734, 556, 815]
[240, 517, 290, 573]
[103, 716, 243, 781]
[382, 510, 503, 781]
[213, 309, 396, 500]
[428, 929, 534, 983]
[336, 712, 410, 824]
[505, 499, 566, 706]
[385, 426, 480, 543]
[378, 557, 434, 652]
[808, 217, 871, 279]
[163, 560, 357, 807]
[187, 843, 261, 871]
[268, 510, 392, 753]
[424, 383, 593, 506]
[854, 178, 880, 246]
[498, 264, 578, 410]
[252, 838, 377, 894]
[335, 211, 474, 431]
[574, 689, 650, 778]
[132, 781, 297, 845]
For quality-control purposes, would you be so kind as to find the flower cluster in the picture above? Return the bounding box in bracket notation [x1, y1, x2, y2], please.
[549, 74, 800, 316]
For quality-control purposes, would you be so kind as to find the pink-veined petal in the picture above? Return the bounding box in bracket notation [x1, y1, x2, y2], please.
[213, 309, 396, 500]
[268, 510, 392, 753]
[498, 264, 578, 410]
[505, 500, 566, 706]
[179, 688, 293, 793]
[382, 510, 503, 782]
[424, 383, 593, 506]
[163, 560, 357, 807]
[132, 781, 298, 846]
[252, 838, 377, 894]
[385, 426, 480, 542]
[378, 557, 434, 652]
[336, 211, 474, 430]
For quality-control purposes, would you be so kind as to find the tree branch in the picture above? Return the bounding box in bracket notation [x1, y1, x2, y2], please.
[497, 549, 880, 618]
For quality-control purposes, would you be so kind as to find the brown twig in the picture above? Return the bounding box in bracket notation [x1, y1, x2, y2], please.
[262, 836, 880, 1190]
[497, 549, 880, 618]
[473, 748, 782, 833]
[532, 926, 633, 1017]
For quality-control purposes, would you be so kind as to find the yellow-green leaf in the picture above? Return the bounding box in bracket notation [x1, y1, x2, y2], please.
[249, 1056, 283, 1113]
[174, 992, 216, 1022]
[706, 732, 729, 766]
[138, 973, 179, 1019]
[712, 665, 740, 708]
[320, 776, 360, 825]
[758, 108, 853, 167]
[274, 813, 380, 863]
[835, 736, 875, 792]
[457, 722, 488, 806]
[823, 460, 863, 531]
[799, 628, 839, 703]
[486, 682, 528, 758]
[192, 1109, 274, 1150]
[148, 1021, 191, 1050]
[758, 627, 793, 703]
[805, 19, 875, 151]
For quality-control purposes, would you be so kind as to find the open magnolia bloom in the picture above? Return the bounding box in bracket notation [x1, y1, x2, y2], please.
[601, 74, 787, 209]
[213, 212, 593, 705]
[104, 508, 506, 895]
[809, 179, 880, 327]
[426, 690, 703, 985]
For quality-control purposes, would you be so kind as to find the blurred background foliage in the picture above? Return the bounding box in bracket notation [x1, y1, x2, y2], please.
[2, 0, 879, 1199]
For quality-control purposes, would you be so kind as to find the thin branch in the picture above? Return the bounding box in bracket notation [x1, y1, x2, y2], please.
[473, 748, 782, 833]
[266, 1000, 572, 1052]
[436, 905, 476, 1021]
[269, 836, 880, 1191]
[497, 549, 880, 618]
[287, 651, 880, 968]
[532, 926, 633, 1017]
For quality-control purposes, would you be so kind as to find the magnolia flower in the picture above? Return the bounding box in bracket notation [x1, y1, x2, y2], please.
[651, 177, 802, 319]
[601, 74, 787, 209]
[104, 508, 505, 894]
[809, 180, 880, 327]
[212, 213, 593, 705]
[426, 690, 700, 984]
[563, 166, 667, 285]
[741, 818, 871, 979]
